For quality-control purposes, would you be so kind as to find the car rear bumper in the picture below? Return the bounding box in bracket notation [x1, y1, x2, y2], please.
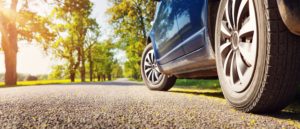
[277, 0, 300, 35]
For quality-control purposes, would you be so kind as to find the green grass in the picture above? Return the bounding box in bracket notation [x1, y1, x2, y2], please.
[175, 79, 220, 90]
[0, 79, 105, 87]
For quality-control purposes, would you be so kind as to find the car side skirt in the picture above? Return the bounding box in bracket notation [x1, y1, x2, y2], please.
[157, 42, 218, 78]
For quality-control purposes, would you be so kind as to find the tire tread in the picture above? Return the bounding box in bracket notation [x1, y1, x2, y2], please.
[245, 0, 300, 113]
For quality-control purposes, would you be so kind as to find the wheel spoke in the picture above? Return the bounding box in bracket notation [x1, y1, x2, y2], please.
[230, 52, 236, 84]
[154, 66, 160, 73]
[223, 49, 233, 76]
[147, 70, 153, 81]
[146, 55, 151, 64]
[145, 68, 152, 74]
[237, 0, 248, 28]
[154, 70, 159, 80]
[149, 52, 154, 63]
[151, 52, 155, 64]
[144, 61, 151, 67]
[225, 0, 233, 29]
[249, 0, 256, 23]
[236, 51, 246, 84]
[151, 70, 155, 82]
[239, 43, 253, 67]
[220, 42, 232, 55]
[221, 21, 232, 37]
[239, 18, 255, 37]
[231, 0, 237, 27]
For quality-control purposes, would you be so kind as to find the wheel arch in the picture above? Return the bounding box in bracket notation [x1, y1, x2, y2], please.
[147, 36, 152, 45]
[277, 0, 300, 36]
[207, 0, 221, 51]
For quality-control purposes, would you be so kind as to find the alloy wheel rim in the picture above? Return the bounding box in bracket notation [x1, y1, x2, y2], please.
[144, 49, 163, 84]
[219, 0, 258, 93]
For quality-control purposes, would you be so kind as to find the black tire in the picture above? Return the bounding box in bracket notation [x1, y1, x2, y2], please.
[141, 44, 176, 91]
[215, 0, 300, 113]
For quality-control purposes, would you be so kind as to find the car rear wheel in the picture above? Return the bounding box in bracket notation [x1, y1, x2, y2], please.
[141, 44, 176, 91]
[215, 0, 300, 113]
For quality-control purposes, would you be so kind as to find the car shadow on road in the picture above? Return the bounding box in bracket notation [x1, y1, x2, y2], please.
[267, 101, 300, 122]
[170, 88, 300, 121]
[169, 89, 224, 99]
[87, 81, 143, 86]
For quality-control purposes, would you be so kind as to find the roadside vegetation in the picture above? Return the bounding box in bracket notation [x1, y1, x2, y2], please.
[0, 0, 156, 86]
[0, 73, 114, 87]
[0, 79, 112, 87]
[175, 79, 220, 90]
[0, 0, 124, 86]
[107, 0, 156, 80]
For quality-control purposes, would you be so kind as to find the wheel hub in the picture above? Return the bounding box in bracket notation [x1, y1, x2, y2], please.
[231, 31, 239, 50]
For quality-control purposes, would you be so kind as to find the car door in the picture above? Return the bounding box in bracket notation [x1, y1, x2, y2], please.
[175, 0, 207, 54]
[152, 0, 184, 65]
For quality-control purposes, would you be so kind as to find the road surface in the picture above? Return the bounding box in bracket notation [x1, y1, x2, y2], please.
[0, 79, 299, 128]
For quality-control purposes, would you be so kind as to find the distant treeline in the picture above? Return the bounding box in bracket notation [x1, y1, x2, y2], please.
[0, 73, 48, 82]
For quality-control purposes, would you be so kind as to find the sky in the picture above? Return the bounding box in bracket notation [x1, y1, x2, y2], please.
[0, 0, 118, 75]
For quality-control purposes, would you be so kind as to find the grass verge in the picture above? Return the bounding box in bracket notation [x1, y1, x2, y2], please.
[0, 79, 105, 87]
[175, 79, 220, 90]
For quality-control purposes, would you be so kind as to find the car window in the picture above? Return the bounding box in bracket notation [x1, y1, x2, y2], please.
[154, 0, 178, 45]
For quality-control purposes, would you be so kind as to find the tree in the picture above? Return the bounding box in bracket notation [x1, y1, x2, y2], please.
[49, 0, 96, 82]
[111, 61, 123, 78]
[107, 0, 156, 79]
[49, 65, 66, 80]
[85, 20, 101, 82]
[90, 39, 118, 81]
[0, 0, 54, 86]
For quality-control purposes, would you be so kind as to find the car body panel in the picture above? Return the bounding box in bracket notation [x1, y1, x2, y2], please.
[151, 0, 184, 64]
[175, 0, 208, 54]
[150, 0, 210, 66]
[149, 0, 299, 78]
[159, 41, 216, 76]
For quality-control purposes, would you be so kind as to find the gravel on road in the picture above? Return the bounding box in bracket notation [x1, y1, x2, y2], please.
[0, 79, 300, 128]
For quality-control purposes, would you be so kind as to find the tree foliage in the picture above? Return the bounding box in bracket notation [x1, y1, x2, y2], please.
[0, 0, 125, 84]
[90, 39, 119, 81]
[0, 0, 54, 86]
[49, 0, 97, 82]
[107, 0, 156, 79]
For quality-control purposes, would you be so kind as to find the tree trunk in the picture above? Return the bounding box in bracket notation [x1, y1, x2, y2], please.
[108, 74, 112, 81]
[80, 64, 86, 82]
[68, 50, 78, 83]
[88, 48, 93, 82]
[76, 47, 85, 82]
[80, 47, 86, 82]
[97, 74, 101, 82]
[136, 5, 147, 43]
[1, 0, 18, 86]
[70, 71, 75, 82]
[4, 48, 17, 86]
[102, 75, 106, 81]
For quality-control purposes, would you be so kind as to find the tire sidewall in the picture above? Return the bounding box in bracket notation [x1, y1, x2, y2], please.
[141, 44, 169, 91]
[215, 0, 267, 109]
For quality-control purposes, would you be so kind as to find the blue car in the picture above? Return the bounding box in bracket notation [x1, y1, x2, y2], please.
[141, 0, 300, 113]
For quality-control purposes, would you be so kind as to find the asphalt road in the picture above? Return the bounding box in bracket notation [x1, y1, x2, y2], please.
[0, 78, 300, 128]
